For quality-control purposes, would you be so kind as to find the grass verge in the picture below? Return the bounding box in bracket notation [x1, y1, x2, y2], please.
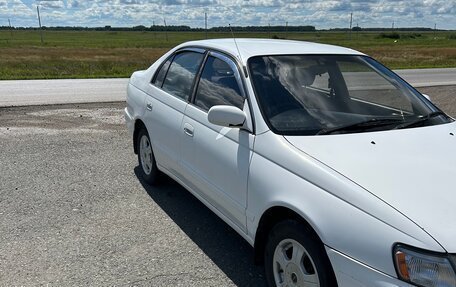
[1, 30, 455, 79]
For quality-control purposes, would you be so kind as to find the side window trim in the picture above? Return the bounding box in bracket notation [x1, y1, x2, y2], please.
[190, 51, 246, 108]
[151, 54, 174, 87]
[151, 47, 207, 88]
[189, 49, 256, 134]
[209, 51, 247, 99]
[151, 47, 255, 134]
[179, 47, 206, 54]
[191, 53, 245, 112]
[208, 51, 256, 134]
[189, 51, 210, 104]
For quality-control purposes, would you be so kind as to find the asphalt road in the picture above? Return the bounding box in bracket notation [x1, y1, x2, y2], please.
[0, 85, 454, 286]
[396, 68, 456, 87]
[0, 78, 128, 107]
[0, 103, 265, 286]
[0, 68, 455, 107]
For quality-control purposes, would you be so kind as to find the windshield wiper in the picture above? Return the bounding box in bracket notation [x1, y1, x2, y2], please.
[317, 118, 404, 135]
[394, 111, 447, 129]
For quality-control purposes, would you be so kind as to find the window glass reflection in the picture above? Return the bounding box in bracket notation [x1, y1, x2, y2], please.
[162, 52, 204, 100]
[249, 55, 441, 135]
[195, 56, 244, 111]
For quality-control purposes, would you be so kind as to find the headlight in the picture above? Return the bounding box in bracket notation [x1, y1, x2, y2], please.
[394, 244, 456, 287]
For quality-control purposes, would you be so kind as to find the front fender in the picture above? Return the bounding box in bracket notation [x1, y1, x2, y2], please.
[247, 131, 443, 278]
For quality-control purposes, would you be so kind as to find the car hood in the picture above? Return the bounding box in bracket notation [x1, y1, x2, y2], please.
[285, 122, 456, 252]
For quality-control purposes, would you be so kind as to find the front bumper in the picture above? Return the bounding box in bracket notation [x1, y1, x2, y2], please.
[326, 247, 414, 287]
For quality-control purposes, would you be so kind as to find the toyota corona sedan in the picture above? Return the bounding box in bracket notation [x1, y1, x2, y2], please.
[124, 39, 456, 287]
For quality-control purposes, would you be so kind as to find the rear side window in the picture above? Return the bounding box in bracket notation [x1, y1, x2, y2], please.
[162, 51, 204, 101]
[152, 56, 173, 87]
[194, 56, 244, 112]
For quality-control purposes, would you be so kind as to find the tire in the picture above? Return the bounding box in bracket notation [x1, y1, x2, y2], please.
[264, 220, 337, 287]
[136, 128, 160, 185]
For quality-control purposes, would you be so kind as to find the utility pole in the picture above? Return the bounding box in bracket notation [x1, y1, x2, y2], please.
[285, 21, 288, 39]
[8, 18, 13, 39]
[434, 23, 437, 39]
[37, 5, 44, 44]
[153, 20, 156, 39]
[391, 21, 394, 33]
[349, 12, 353, 40]
[163, 18, 168, 42]
[205, 11, 208, 39]
[356, 22, 359, 39]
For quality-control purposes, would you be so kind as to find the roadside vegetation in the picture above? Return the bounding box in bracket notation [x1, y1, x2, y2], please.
[0, 30, 455, 80]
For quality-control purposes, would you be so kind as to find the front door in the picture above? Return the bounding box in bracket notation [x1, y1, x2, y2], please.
[180, 52, 254, 231]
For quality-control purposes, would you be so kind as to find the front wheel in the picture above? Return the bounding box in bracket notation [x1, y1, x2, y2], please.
[264, 220, 337, 287]
[137, 128, 160, 185]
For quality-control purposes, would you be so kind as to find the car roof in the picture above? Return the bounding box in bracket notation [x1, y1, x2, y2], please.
[180, 38, 365, 64]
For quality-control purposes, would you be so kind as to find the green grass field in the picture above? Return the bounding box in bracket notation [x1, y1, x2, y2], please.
[1, 30, 455, 80]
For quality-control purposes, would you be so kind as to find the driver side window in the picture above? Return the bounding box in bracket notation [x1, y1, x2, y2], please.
[194, 55, 245, 112]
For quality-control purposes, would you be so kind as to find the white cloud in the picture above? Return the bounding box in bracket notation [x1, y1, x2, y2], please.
[2, 0, 34, 18]
[0, 0, 454, 29]
[0, 0, 7, 8]
[37, 0, 65, 9]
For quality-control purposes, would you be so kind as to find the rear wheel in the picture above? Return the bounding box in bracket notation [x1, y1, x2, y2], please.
[264, 220, 337, 287]
[137, 128, 160, 185]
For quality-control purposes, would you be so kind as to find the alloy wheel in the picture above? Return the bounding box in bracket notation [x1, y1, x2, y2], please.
[273, 238, 320, 287]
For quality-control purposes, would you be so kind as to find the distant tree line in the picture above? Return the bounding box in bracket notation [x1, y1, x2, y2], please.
[0, 25, 446, 32]
[331, 27, 439, 32]
[0, 25, 192, 31]
[0, 25, 316, 32]
[209, 25, 316, 32]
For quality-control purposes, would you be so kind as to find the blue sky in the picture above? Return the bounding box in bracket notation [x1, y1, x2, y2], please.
[1, 0, 455, 29]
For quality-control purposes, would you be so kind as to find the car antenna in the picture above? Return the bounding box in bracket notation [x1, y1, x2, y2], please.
[229, 24, 248, 78]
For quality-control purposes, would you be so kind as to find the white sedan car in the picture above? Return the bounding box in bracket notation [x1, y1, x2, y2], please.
[125, 39, 456, 287]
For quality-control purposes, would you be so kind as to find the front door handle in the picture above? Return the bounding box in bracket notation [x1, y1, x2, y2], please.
[183, 123, 194, 137]
[146, 103, 153, 111]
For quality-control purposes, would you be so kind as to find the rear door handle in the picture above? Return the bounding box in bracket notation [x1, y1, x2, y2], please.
[146, 102, 153, 111]
[183, 123, 194, 137]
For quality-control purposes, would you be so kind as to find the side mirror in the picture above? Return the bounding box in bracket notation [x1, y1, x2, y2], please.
[422, 94, 431, 102]
[207, 105, 246, 128]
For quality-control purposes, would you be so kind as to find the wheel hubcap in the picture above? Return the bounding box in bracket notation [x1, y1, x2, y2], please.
[139, 135, 153, 175]
[273, 239, 320, 287]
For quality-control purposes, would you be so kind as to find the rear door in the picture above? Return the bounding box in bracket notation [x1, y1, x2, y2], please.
[180, 52, 255, 231]
[143, 49, 205, 175]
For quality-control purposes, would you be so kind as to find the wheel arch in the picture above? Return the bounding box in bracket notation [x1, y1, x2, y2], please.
[133, 119, 147, 154]
[253, 205, 324, 265]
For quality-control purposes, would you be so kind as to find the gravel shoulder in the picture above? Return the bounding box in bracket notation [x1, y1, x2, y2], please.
[0, 85, 454, 286]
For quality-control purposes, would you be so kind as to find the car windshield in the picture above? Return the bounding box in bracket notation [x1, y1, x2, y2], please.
[249, 55, 452, 135]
